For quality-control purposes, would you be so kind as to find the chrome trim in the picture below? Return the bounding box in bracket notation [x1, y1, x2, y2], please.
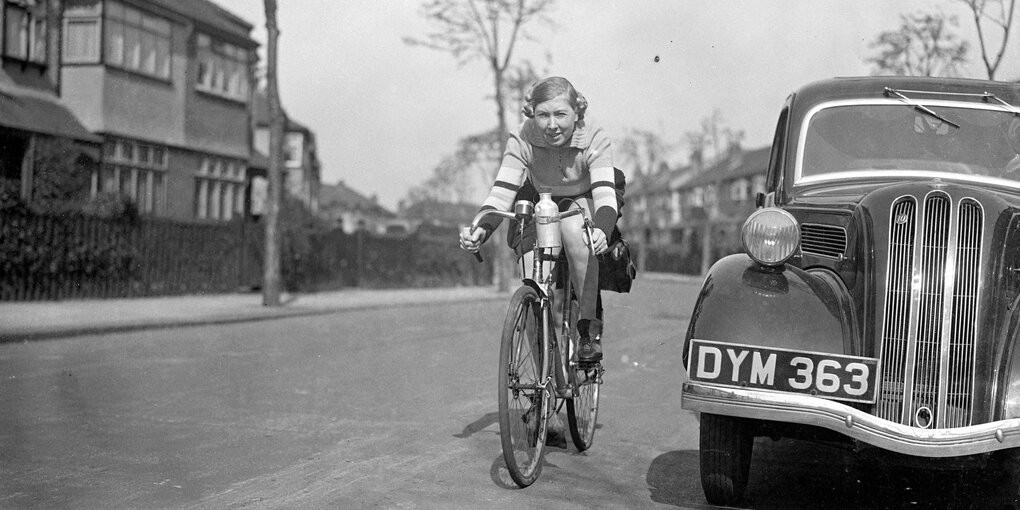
[793, 98, 1020, 189]
[878, 196, 917, 423]
[877, 193, 982, 428]
[800, 223, 847, 259]
[682, 382, 1020, 457]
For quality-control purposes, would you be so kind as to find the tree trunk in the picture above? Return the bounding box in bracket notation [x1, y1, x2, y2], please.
[262, 0, 284, 306]
[491, 63, 512, 292]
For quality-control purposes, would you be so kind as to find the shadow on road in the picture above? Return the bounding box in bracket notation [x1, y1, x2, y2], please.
[454, 411, 498, 439]
[647, 440, 1020, 509]
[646, 450, 707, 508]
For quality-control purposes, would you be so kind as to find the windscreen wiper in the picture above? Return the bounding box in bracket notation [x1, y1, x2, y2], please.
[983, 92, 1020, 115]
[884, 87, 961, 129]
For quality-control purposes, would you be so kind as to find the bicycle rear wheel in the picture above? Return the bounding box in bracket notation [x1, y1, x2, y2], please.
[498, 285, 550, 487]
[566, 289, 601, 452]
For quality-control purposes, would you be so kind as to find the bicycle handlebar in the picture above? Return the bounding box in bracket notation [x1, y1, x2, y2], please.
[464, 205, 590, 263]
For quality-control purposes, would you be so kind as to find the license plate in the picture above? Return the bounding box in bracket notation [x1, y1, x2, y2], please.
[686, 339, 880, 404]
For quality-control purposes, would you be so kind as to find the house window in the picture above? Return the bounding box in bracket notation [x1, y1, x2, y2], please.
[62, 0, 101, 63]
[692, 187, 705, 207]
[4, 0, 47, 64]
[195, 157, 245, 221]
[93, 138, 169, 215]
[730, 179, 750, 202]
[196, 33, 250, 101]
[104, 0, 171, 80]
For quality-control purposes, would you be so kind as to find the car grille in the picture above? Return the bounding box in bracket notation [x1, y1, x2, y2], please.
[877, 193, 981, 429]
[800, 223, 847, 258]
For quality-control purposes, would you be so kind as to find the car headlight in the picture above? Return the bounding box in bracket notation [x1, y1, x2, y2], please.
[741, 208, 800, 267]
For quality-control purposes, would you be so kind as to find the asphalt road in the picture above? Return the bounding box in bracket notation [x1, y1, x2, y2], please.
[1, 276, 1016, 509]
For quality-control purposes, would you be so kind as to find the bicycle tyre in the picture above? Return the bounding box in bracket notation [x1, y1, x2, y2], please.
[566, 289, 600, 452]
[498, 285, 550, 487]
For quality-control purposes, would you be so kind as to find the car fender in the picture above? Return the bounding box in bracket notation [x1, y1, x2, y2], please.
[682, 254, 857, 369]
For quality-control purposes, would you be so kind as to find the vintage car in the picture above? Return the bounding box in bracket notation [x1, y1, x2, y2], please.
[681, 76, 1020, 505]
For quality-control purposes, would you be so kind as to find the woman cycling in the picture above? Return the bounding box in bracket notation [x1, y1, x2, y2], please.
[459, 76, 618, 363]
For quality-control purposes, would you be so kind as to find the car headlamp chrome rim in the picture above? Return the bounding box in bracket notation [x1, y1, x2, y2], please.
[741, 208, 800, 267]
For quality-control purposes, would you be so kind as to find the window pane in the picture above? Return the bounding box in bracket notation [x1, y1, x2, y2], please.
[156, 38, 170, 78]
[105, 20, 124, 65]
[197, 58, 211, 88]
[223, 184, 234, 221]
[64, 19, 100, 62]
[153, 173, 164, 215]
[30, 16, 46, 63]
[196, 179, 208, 219]
[141, 32, 156, 74]
[137, 170, 149, 212]
[153, 148, 166, 167]
[120, 167, 133, 198]
[124, 25, 141, 69]
[4, 6, 28, 60]
[119, 142, 134, 162]
[209, 181, 221, 220]
[101, 165, 117, 193]
[234, 183, 244, 214]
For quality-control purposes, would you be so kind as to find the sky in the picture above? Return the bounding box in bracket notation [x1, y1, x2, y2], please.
[212, 0, 1020, 211]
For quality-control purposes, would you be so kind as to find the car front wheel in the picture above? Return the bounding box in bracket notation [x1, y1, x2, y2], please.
[699, 412, 754, 505]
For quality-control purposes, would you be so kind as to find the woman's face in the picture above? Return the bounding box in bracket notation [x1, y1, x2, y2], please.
[534, 94, 577, 147]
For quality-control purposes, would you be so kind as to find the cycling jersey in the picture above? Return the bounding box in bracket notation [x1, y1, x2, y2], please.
[476, 118, 618, 235]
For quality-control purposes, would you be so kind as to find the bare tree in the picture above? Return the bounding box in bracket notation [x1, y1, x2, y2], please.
[404, 129, 502, 206]
[617, 129, 675, 175]
[406, 0, 556, 291]
[262, 0, 285, 306]
[866, 12, 970, 77]
[406, 0, 555, 146]
[959, 0, 1016, 79]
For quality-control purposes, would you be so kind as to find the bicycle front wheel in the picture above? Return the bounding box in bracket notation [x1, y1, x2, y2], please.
[566, 291, 600, 451]
[498, 285, 550, 487]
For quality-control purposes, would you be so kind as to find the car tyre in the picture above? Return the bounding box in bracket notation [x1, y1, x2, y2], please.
[699, 413, 753, 505]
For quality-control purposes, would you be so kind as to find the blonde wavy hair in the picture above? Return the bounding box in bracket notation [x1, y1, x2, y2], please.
[521, 76, 588, 121]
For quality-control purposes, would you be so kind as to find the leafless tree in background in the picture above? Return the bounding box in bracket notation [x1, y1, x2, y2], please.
[866, 12, 970, 77]
[406, 0, 556, 291]
[959, 0, 1016, 80]
[262, 0, 284, 306]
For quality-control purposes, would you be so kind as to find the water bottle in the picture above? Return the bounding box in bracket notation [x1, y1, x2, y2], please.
[535, 192, 560, 249]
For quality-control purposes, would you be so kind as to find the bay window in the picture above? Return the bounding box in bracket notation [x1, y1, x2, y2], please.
[196, 33, 250, 101]
[4, 0, 47, 64]
[104, 0, 171, 80]
[195, 157, 245, 221]
[94, 138, 169, 216]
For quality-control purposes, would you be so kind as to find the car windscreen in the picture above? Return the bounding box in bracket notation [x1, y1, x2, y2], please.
[797, 102, 1020, 185]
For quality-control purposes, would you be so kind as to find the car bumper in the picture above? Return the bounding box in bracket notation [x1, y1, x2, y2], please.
[682, 381, 1020, 457]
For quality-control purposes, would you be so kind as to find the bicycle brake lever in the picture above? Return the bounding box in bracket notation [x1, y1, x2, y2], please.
[582, 219, 596, 255]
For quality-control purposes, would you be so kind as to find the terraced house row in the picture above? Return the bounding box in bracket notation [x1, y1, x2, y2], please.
[0, 0, 319, 221]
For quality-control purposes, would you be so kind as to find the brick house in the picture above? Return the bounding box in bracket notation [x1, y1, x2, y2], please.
[58, 0, 257, 222]
[0, 0, 102, 202]
[622, 145, 770, 274]
[251, 88, 321, 216]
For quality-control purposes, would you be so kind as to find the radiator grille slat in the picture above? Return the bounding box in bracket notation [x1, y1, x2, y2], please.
[877, 194, 981, 428]
[800, 224, 848, 258]
[878, 199, 915, 422]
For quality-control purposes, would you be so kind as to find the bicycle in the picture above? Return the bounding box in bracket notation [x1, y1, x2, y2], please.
[466, 192, 605, 488]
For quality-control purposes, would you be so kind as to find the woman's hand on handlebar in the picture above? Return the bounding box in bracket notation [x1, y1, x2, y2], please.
[584, 227, 610, 255]
[459, 226, 487, 253]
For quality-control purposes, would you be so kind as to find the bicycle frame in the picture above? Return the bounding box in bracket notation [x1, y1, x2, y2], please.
[469, 202, 586, 399]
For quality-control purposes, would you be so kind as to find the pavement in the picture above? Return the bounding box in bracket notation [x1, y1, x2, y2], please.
[0, 286, 510, 342]
[0, 272, 701, 343]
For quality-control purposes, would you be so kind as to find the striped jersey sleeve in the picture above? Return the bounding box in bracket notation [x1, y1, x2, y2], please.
[476, 131, 529, 233]
[586, 128, 618, 235]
